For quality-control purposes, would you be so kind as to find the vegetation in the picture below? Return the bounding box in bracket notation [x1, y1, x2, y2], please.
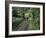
[12, 7, 40, 31]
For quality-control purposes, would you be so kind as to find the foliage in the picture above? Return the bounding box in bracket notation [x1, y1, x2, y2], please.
[12, 7, 40, 31]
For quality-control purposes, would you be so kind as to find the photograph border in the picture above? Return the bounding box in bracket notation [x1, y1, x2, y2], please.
[5, 1, 45, 37]
[9, 3, 43, 35]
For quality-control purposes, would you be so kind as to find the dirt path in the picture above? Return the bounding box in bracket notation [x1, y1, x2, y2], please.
[17, 19, 29, 31]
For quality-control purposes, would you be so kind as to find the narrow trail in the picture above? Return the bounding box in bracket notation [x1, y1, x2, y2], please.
[17, 19, 29, 31]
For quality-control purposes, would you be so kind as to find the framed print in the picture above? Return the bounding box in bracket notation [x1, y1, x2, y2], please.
[5, 1, 45, 37]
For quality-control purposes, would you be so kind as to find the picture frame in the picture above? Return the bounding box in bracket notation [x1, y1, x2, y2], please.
[5, 1, 45, 37]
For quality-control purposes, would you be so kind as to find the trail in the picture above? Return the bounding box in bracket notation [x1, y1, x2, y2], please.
[17, 19, 29, 31]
